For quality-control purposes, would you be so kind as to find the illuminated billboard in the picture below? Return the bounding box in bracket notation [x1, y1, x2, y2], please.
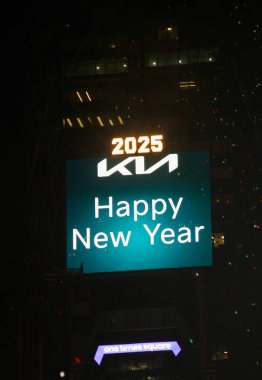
[94, 341, 181, 365]
[66, 150, 212, 274]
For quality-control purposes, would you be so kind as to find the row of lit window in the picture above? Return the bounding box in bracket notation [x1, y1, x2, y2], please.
[146, 48, 217, 67]
[63, 48, 217, 77]
[63, 58, 128, 77]
[63, 115, 125, 128]
[73, 80, 197, 105]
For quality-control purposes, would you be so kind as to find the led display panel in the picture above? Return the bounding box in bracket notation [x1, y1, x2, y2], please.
[66, 151, 212, 273]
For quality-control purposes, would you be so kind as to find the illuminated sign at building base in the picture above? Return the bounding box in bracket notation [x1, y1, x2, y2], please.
[94, 341, 182, 365]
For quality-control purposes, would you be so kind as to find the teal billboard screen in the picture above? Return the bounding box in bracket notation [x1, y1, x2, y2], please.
[66, 151, 212, 273]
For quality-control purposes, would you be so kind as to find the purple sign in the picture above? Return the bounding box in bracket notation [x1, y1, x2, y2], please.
[94, 341, 181, 365]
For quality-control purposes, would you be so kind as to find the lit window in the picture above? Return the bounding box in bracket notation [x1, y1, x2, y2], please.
[199, 48, 218, 63]
[117, 115, 124, 125]
[97, 116, 104, 127]
[178, 51, 188, 65]
[146, 52, 158, 67]
[95, 60, 106, 74]
[179, 80, 197, 89]
[158, 25, 179, 40]
[76, 91, 83, 102]
[212, 346, 229, 360]
[76, 118, 84, 128]
[85, 91, 92, 101]
[212, 233, 225, 247]
[66, 118, 73, 127]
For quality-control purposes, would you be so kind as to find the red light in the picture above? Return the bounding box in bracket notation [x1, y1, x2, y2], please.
[73, 356, 81, 364]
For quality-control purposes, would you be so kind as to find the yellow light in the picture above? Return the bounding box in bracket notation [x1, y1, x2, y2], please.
[85, 91, 92, 101]
[97, 116, 104, 126]
[179, 80, 196, 89]
[117, 115, 124, 125]
[212, 232, 225, 247]
[167, 27, 173, 31]
[66, 118, 73, 127]
[77, 118, 84, 128]
[108, 118, 114, 126]
[87, 117, 92, 125]
[76, 91, 83, 102]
